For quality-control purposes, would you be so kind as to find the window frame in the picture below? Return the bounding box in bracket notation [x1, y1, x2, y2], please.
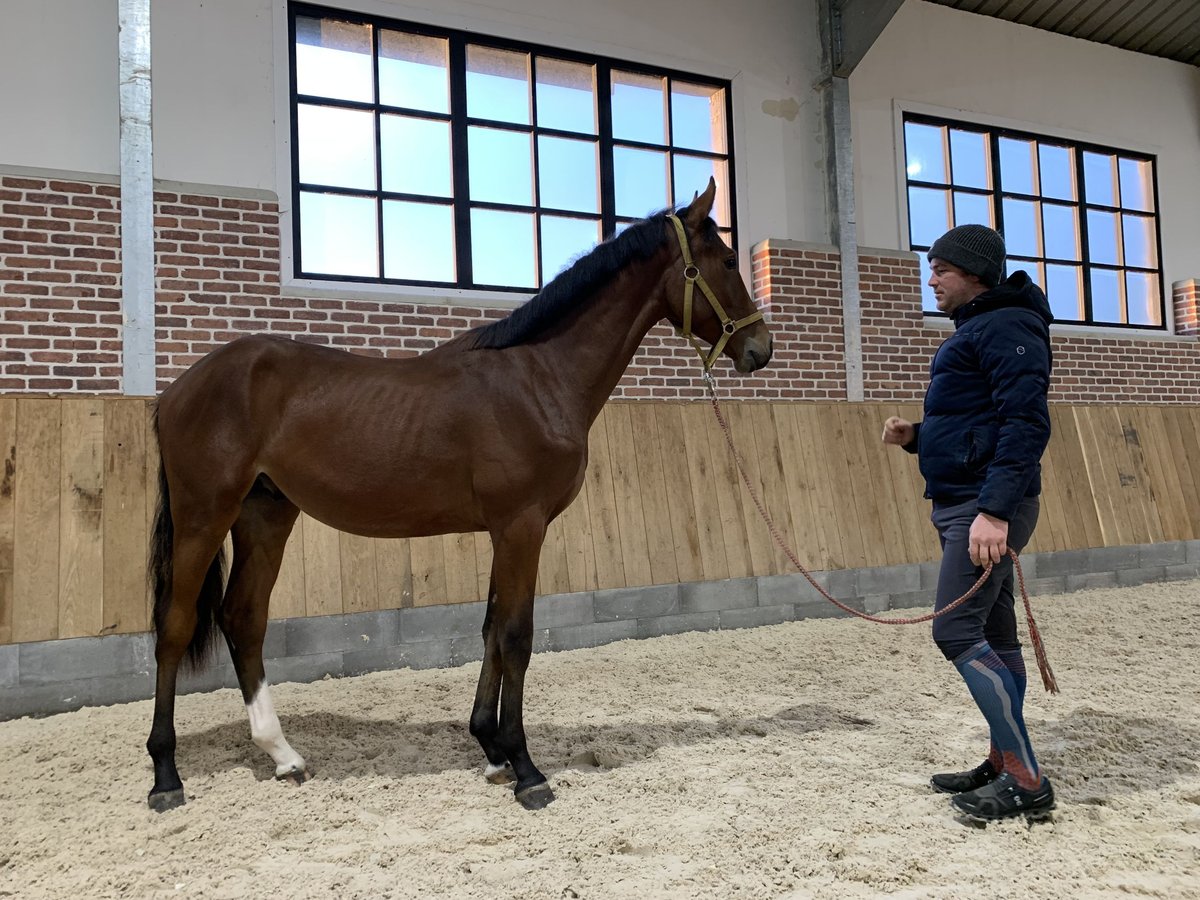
[287, 2, 738, 293]
[902, 112, 1165, 330]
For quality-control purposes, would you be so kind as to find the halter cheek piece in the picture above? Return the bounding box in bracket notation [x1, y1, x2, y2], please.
[666, 214, 764, 372]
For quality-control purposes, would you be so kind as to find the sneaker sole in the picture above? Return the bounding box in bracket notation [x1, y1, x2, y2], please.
[954, 801, 1056, 823]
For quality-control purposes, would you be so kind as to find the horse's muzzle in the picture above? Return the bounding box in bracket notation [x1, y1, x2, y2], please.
[735, 337, 773, 373]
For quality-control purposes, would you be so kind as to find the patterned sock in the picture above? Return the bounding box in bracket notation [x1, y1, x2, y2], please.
[953, 642, 1042, 790]
[990, 647, 1027, 774]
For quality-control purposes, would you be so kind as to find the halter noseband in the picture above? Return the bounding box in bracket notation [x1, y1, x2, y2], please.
[666, 214, 764, 372]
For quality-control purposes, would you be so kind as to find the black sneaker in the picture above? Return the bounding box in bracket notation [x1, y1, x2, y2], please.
[951, 772, 1056, 821]
[930, 759, 998, 795]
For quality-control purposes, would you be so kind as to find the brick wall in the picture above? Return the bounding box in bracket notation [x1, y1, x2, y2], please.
[2, 175, 1198, 401]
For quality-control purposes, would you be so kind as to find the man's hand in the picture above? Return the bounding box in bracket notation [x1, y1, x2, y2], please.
[882, 416, 915, 447]
[969, 512, 1009, 566]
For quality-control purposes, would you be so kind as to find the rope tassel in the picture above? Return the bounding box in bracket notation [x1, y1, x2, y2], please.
[1012, 555, 1059, 693]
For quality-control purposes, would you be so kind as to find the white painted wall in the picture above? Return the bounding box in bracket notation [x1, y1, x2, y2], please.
[850, 0, 1200, 289]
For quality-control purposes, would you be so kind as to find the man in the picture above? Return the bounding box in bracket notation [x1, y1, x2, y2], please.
[882, 224, 1056, 821]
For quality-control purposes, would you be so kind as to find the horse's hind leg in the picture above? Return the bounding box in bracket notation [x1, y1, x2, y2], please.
[220, 486, 307, 782]
[470, 567, 514, 784]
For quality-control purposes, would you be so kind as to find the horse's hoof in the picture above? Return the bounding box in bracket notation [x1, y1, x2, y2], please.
[515, 782, 555, 810]
[147, 788, 186, 813]
[276, 766, 311, 786]
[484, 762, 515, 785]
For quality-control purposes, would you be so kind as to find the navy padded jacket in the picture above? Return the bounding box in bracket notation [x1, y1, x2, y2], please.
[905, 271, 1054, 521]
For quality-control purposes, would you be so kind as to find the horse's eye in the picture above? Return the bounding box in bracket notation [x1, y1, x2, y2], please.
[724, 257, 737, 270]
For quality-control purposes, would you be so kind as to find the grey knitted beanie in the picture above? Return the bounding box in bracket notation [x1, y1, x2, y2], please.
[927, 224, 1006, 288]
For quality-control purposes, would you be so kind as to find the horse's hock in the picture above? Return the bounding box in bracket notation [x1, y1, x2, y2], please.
[2, 395, 1200, 720]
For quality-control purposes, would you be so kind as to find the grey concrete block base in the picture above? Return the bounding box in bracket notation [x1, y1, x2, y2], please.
[4, 539, 1199, 720]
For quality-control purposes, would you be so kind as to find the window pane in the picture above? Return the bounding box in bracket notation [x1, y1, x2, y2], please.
[537, 136, 598, 213]
[468, 127, 532, 205]
[1119, 158, 1153, 212]
[999, 138, 1036, 195]
[467, 46, 530, 125]
[904, 122, 946, 183]
[953, 191, 992, 228]
[949, 129, 988, 189]
[535, 58, 596, 134]
[300, 192, 378, 277]
[1087, 209, 1120, 265]
[383, 201, 455, 281]
[1045, 264, 1082, 321]
[909, 187, 950, 247]
[1125, 272, 1160, 326]
[1002, 198, 1038, 257]
[298, 105, 375, 189]
[671, 82, 726, 153]
[612, 71, 666, 144]
[1083, 151, 1117, 206]
[918, 255, 938, 313]
[381, 115, 452, 197]
[673, 156, 730, 227]
[614, 146, 668, 218]
[540, 215, 601, 281]
[1090, 268, 1121, 323]
[471, 208, 535, 287]
[295, 16, 373, 103]
[1123, 214, 1157, 269]
[1039, 144, 1075, 201]
[1042, 203, 1079, 261]
[379, 31, 449, 113]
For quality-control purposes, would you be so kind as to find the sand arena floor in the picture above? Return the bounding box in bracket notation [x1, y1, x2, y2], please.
[1, 579, 1198, 899]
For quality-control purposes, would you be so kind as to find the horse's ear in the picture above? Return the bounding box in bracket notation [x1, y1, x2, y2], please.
[683, 177, 716, 227]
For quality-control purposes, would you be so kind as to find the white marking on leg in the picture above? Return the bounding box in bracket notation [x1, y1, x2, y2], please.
[246, 682, 306, 778]
[484, 762, 511, 779]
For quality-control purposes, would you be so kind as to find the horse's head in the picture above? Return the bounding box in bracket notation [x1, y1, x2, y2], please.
[660, 179, 772, 374]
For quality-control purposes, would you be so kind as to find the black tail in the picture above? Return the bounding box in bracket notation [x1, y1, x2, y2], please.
[149, 409, 226, 671]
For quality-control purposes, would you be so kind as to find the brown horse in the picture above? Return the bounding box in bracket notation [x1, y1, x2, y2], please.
[146, 179, 772, 812]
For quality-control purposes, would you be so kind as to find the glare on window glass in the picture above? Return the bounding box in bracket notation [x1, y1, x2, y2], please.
[300, 192, 378, 277]
[298, 105, 376, 190]
[614, 147, 668, 218]
[1083, 152, 1117, 206]
[540, 216, 601, 281]
[471, 209, 536, 287]
[383, 201, 455, 282]
[671, 82, 726, 154]
[1118, 158, 1153, 212]
[381, 116, 452, 197]
[612, 71, 666, 144]
[673, 156, 729, 227]
[468, 127, 533, 205]
[379, 31, 449, 113]
[1086, 209, 1120, 265]
[1090, 268, 1121, 323]
[1045, 264, 1082, 320]
[1125, 272, 1160, 326]
[1122, 214, 1157, 269]
[904, 123, 947, 183]
[949, 129, 988, 189]
[908, 187, 950, 247]
[538, 137, 599, 213]
[918, 255, 939, 313]
[467, 46, 530, 125]
[999, 138, 1036, 195]
[1042, 203, 1078, 261]
[295, 16, 373, 103]
[1038, 144, 1074, 201]
[953, 191, 991, 229]
[535, 58, 596, 134]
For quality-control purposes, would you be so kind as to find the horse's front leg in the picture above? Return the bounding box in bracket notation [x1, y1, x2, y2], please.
[469, 573, 514, 784]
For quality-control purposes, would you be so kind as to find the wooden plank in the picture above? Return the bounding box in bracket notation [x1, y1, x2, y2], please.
[850, 404, 905, 566]
[535, 517, 571, 596]
[790, 404, 847, 570]
[698, 402, 753, 579]
[678, 403, 731, 581]
[144, 402, 159, 617]
[1110, 407, 1164, 545]
[374, 537, 413, 610]
[0, 399, 14, 644]
[444, 531, 484, 604]
[1029, 428, 1070, 553]
[13, 399, 62, 642]
[339, 531, 379, 613]
[473, 533, 495, 600]
[101, 400, 149, 635]
[1128, 407, 1187, 542]
[1051, 407, 1105, 548]
[270, 519, 307, 620]
[1161, 408, 1200, 537]
[302, 514, 343, 616]
[770, 404, 822, 574]
[877, 402, 934, 564]
[604, 404, 654, 588]
[626, 404, 679, 585]
[58, 399, 105, 639]
[409, 535, 447, 607]
[584, 409, 627, 590]
[555, 483, 597, 594]
[726, 403, 786, 576]
[818, 406, 868, 569]
[650, 404, 704, 584]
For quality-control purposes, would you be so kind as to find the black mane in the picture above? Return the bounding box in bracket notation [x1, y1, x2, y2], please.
[462, 210, 676, 350]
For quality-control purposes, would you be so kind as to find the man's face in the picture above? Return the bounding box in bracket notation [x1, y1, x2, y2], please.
[928, 258, 986, 314]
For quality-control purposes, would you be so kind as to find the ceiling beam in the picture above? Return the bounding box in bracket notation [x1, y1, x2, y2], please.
[826, 0, 907, 77]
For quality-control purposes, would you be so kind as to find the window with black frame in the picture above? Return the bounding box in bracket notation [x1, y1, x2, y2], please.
[289, 4, 736, 292]
[903, 114, 1163, 328]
